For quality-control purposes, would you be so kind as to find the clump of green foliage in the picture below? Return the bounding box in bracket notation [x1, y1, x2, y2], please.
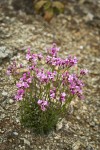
[34, 0, 64, 21]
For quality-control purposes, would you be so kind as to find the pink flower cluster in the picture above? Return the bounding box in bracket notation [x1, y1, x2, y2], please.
[37, 70, 56, 83]
[7, 61, 17, 75]
[50, 87, 56, 99]
[80, 69, 88, 75]
[68, 74, 84, 99]
[46, 55, 77, 68]
[47, 43, 59, 57]
[26, 48, 43, 63]
[7, 61, 24, 76]
[15, 72, 32, 101]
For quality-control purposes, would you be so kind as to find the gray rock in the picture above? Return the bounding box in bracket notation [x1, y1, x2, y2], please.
[86, 145, 94, 150]
[0, 113, 5, 119]
[0, 47, 8, 58]
[2, 91, 8, 96]
[56, 120, 63, 131]
[8, 99, 14, 104]
[13, 131, 19, 136]
[20, 138, 30, 146]
[0, 67, 2, 71]
[72, 141, 84, 150]
[0, 46, 17, 63]
[84, 13, 94, 22]
[0, 106, 5, 112]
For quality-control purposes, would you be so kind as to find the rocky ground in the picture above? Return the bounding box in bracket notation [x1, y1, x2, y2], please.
[0, 0, 100, 150]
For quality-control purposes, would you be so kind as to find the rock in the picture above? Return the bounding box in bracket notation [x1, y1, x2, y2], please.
[0, 114, 5, 119]
[2, 91, 8, 96]
[0, 46, 17, 63]
[86, 145, 94, 150]
[54, 134, 61, 139]
[64, 123, 69, 131]
[39, 146, 41, 149]
[0, 67, 2, 71]
[13, 132, 19, 136]
[0, 46, 8, 62]
[0, 106, 5, 112]
[8, 99, 14, 104]
[0, 129, 5, 133]
[79, 45, 84, 50]
[20, 138, 30, 146]
[56, 119, 63, 131]
[16, 118, 20, 123]
[84, 13, 94, 22]
[62, 19, 67, 24]
[76, 116, 81, 120]
[72, 141, 84, 150]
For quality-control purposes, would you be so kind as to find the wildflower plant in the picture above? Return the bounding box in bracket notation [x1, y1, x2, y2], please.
[34, 0, 64, 21]
[7, 43, 88, 134]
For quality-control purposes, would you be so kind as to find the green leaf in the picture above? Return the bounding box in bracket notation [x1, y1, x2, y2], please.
[43, 1, 51, 10]
[52, 1, 64, 13]
[35, 0, 47, 11]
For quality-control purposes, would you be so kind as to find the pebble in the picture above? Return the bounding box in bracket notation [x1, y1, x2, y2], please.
[76, 116, 81, 120]
[64, 123, 69, 131]
[84, 13, 94, 22]
[2, 91, 8, 96]
[72, 141, 83, 150]
[8, 99, 14, 104]
[0, 114, 5, 119]
[54, 135, 61, 139]
[79, 45, 84, 49]
[20, 138, 30, 146]
[0, 129, 5, 133]
[16, 118, 20, 123]
[0, 67, 2, 71]
[56, 120, 63, 131]
[13, 131, 19, 136]
[0, 106, 5, 112]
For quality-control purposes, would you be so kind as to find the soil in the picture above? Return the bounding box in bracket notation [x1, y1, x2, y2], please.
[0, 0, 100, 150]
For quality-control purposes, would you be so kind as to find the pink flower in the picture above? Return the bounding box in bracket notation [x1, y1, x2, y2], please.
[80, 69, 88, 75]
[19, 64, 23, 68]
[16, 82, 22, 88]
[22, 82, 29, 88]
[37, 99, 49, 111]
[37, 54, 43, 60]
[15, 89, 24, 101]
[20, 73, 27, 81]
[26, 53, 31, 60]
[65, 56, 78, 67]
[37, 70, 48, 83]
[47, 43, 60, 57]
[68, 74, 84, 99]
[51, 57, 62, 66]
[6, 70, 11, 75]
[60, 92, 66, 102]
[47, 71, 56, 80]
[32, 54, 37, 62]
[6, 61, 17, 75]
[50, 88, 56, 99]
[16, 81, 29, 88]
[46, 56, 52, 64]
[26, 48, 32, 60]
[27, 77, 32, 84]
